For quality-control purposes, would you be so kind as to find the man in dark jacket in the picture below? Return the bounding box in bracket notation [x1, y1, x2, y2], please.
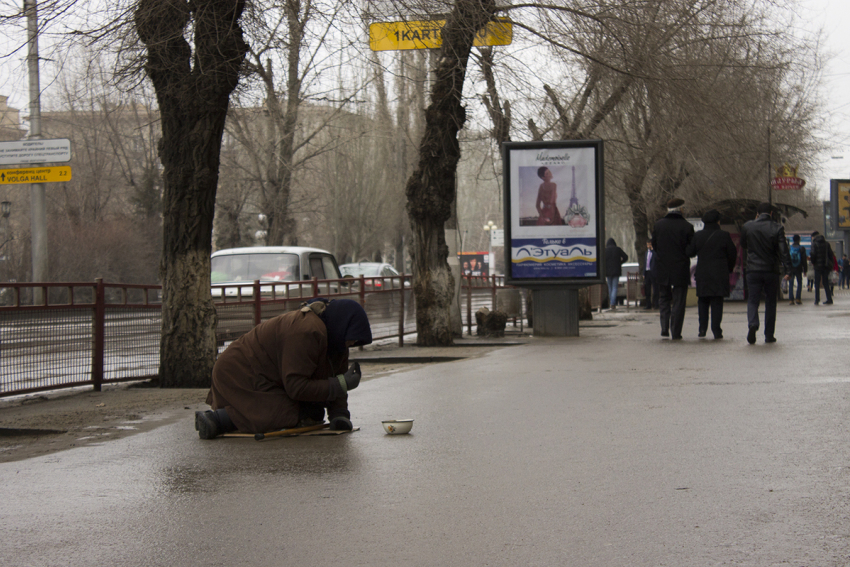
[651, 198, 695, 340]
[605, 238, 628, 310]
[740, 203, 791, 344]
[787, 234, 808, 305]
[809, 231, 834, 305]
[686, 209, 737, 339]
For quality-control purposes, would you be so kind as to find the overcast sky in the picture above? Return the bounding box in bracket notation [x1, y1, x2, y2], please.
[1, 0, 848, 197]
[800, 0, 850, 196]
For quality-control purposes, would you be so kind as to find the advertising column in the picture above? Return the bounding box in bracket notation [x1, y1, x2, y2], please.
[503, 140, 605, 335]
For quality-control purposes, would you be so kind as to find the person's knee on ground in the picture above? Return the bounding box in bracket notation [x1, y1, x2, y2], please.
[298, 402, 326, 427]
[328, 408, 353, 431]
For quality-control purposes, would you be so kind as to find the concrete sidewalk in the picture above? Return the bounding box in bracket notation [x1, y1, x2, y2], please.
[2, 294, 848, 566]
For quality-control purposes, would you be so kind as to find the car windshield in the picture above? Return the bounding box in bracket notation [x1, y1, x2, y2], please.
[340, 264, 381, 277]
[211, 253, 300, 283]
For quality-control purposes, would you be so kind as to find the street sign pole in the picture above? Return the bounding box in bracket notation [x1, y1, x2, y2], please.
[26, 0, 48, 297]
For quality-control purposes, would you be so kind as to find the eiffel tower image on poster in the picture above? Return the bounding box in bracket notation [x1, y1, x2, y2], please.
[563, 166, 590, 227]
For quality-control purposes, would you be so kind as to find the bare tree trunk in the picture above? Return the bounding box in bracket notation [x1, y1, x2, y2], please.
[135, 0, 247, 387]
[264, 1, 304, 245]
[405, 0, 496, 346]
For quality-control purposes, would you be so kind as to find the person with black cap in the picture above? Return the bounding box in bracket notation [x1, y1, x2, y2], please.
[651, 198, 695, 340]
[740, 202, 792, 344]
[686, 209, 737, 339]
[195, 298, 372, 439]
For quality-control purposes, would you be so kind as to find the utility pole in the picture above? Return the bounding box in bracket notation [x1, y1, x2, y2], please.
[26, 0, 48, 300]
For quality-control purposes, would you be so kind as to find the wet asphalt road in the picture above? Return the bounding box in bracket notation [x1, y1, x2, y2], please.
[2, 293, 849, 566]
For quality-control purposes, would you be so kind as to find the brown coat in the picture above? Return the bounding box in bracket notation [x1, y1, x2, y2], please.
[206, 309, 348, 433]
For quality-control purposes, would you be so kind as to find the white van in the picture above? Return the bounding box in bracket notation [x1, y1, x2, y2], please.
[211, 246, 343, 297]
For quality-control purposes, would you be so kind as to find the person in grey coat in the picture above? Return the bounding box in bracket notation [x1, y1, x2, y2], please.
[651, 198, 695, 340]
[686, 209, 737, 339]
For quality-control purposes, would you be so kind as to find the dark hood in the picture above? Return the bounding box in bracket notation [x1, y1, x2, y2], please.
[319, 299, 372, 354]
[606, 238, 616, 247]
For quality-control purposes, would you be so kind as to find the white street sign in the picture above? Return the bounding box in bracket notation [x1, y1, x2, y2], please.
[0, 138, 72, 165]
[490, 229, 504, 247]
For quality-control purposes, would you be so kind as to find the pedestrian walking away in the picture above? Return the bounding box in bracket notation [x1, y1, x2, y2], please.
[605, 238, 629, 309]
[740, 203, 792, 344]
[841, 255, 850, 289]
[196, 298, 372, 439]
[809, 231, 835, 305]
[651, 198, 695, 340]
[787, 234, 808, 305]
[686, 209, 737, 339]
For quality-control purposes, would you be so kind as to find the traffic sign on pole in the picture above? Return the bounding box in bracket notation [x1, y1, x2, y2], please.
[0, 138, 71, 165]
[0, 166, 72, 184]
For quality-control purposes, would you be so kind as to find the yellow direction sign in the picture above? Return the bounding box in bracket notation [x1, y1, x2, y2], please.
[836, 181, 850, 229]
[369, 19, 512, 51]
[0, 166, 72, 185]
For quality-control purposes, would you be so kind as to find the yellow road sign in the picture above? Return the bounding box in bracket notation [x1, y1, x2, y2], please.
[369, 19, 512, 51]
[0, 166, 72, 184]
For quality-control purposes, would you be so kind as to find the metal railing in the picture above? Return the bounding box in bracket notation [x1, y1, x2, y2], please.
[0, 274, 525, 398]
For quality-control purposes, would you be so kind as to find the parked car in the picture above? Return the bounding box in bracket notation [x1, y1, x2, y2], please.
[211, 246, 344, 298]
[339, 262, 404, 290]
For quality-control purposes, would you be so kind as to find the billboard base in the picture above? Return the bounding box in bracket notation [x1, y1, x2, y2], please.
[532, 288, 579, 337]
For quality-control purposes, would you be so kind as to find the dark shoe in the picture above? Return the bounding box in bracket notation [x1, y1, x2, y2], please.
[824, 300, 833, 305]
[329, 416, 353, 431]
[815, 302, 819, 305]
[789, 301, 795, 306]
[747, 327, 757, 345]
[698, 331, 706, 338]
[795, 299, 802, 304]
[714, 333, 723, 340]
[661, 331, 669, 338]
[672, 335, 683, 340]
[195, 410, 220, 440]
[765, 336, 777, 343]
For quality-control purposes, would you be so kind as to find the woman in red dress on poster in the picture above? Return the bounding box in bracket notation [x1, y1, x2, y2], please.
[535, 166, 564, 225]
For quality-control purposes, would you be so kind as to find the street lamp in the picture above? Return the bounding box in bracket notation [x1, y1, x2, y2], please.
[483, 220, 497, 276]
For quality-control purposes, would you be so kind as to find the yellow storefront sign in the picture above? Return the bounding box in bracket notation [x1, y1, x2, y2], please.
[0, 166, 72, 185]
[837, 181, 850, 229]
[369, 19, 512, 51]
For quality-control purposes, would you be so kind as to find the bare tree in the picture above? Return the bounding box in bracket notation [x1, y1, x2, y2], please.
[134, 0, 248, 387]
[404, 0, 497, 345]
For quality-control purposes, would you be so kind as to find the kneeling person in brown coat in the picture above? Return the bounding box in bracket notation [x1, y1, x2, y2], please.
[196, 298, 372, 439]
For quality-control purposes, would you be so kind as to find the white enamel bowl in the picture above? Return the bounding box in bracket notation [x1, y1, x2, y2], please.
[381, 419, 414, 435]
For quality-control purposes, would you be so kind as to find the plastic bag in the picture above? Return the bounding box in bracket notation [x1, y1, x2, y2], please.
[780, 278, 789, 294]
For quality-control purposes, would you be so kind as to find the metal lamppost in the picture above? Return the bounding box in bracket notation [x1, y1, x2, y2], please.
[483, 220, 497, 276]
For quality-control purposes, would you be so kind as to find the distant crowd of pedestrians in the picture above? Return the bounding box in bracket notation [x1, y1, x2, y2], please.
[611, 199, 841, 345]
